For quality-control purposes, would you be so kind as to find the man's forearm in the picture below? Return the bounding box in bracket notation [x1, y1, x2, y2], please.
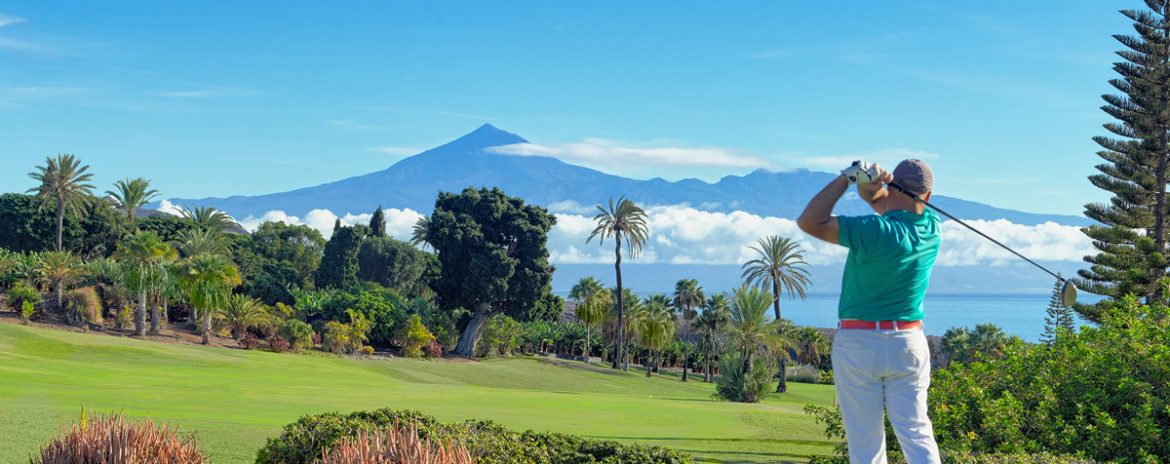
[799, 175, 849, 226]
[859, 186, 889, 214]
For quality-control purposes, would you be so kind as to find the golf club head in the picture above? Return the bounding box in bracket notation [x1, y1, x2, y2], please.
[1061, 280, 1078, 308]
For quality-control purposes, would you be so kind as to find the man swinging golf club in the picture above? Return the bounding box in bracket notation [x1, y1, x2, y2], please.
[797, 159, 942, 464]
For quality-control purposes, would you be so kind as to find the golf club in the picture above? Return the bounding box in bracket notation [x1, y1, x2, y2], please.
[887, 181, 1078, 308]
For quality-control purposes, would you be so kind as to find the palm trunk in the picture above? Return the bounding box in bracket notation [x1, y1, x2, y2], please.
[772, 277, 788, 394]
[134, 291, 147, 336]
[614, 234, 626, 371]
[54, 282, 64, 311]
[201, 309, 212, 345]
[776, 356, 788, 393]
[584, 325, 591, 364]
[55, 201, 65, 252]
[454, 302, 491, 358]
[681, 345, 689, 382]
[149, 300, 161, 335]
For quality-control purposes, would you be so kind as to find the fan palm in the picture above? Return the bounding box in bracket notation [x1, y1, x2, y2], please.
[672, 278, 705, 321]
[972, 323, 1010, 360]
[693, 293, 731, 382]
[177, 253, 242, 345]
[218, 294, 273, 340]
[106, 177, 159, 226]
[941, 327, 973, 365]
[793, 326, 829, 368]
[587, 197, 649, 372]
[181, 206, 233, 233]
[633, 298, 675, 377]
[569, 276, 605, 303]
[574, 289, 610, 363]
[116, 231, 179, 336]
[741, 235, 812, 393]
[35, 251, 85, 310]
[28, 154, 95, 252]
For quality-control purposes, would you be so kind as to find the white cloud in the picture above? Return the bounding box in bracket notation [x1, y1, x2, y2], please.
[486, 138, 773, 170]
[232, 204, 1091, 267]
[156, 199, 184, 216]
[0, 14, 25, 28]
[366, 146, 422, 156]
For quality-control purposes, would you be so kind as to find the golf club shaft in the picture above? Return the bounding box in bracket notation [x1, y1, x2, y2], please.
[887, 181, 1065, 282]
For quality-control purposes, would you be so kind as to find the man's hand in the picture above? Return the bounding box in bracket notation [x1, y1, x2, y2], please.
[857, 163, 893, 214]
[841, 160, 876, 184]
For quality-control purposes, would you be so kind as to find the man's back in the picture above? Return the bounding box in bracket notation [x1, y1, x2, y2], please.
[837, 209, 942, 322]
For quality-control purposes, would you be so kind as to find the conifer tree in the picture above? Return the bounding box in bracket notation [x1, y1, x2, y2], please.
[1042, 275, 1076, 345]
[315, 225, 364, 289]
[1077, 1, 1170, 318]
[369, 205, 387, 238]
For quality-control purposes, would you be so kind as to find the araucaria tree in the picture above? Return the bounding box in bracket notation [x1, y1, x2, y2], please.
[427, 187, 557, 358]
[588, 197, 649, 371]
[1078, 2, 1170, 314]
[740, 235, 811, 393]
[28, 154, 95, 252]
[1042, 274, 1076, 345]
[369, 206, 387, 238]
[316, 224, 364, 290]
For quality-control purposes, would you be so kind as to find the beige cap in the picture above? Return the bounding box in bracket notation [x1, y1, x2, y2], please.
[893, 159, 933, 196]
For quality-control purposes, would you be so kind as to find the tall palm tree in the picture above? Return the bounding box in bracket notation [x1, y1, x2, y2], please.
[35, 251, 85, 310]
[181, 206, 233, 233]
[693, 293, 731, 382]
[972, 323, 1010, 360]
[673, 279, 705, 321]
[116, 231, 178, 336]
[27, 154, 95, 252]
[575, 289, 611, 363]
[410, 215, 431, 249]
[569, 276, 605, 303]
[177, 253, 242, 345]
[728, 286, 794, 396]
[633, 298, 675, 377]
[587, 197, 649, 372]
[741, 235, 812, 393]
[218, 294, 272, 340]
[176, 228, 229, 257]
[106, 177, 159, 226]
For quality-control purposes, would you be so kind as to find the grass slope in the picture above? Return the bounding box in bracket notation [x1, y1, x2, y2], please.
[0, 323, 837, 463]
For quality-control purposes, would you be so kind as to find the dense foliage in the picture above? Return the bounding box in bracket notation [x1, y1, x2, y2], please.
[255, 408, 694, 464]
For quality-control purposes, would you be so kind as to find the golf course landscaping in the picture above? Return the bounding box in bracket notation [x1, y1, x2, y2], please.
[0, 321, 838, 463]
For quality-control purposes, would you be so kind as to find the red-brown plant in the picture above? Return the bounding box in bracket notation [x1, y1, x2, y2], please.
[318, 424, 473, 464]
[34, 412, 205, 464]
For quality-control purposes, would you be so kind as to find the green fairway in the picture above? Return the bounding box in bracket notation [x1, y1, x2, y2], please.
[0, 322, 837, 463]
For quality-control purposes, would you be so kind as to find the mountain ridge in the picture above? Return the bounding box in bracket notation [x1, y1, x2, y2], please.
[168, 124, 1092, 226]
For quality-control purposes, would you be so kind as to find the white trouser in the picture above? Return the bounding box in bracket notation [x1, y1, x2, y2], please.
[832, 328, 941, 464]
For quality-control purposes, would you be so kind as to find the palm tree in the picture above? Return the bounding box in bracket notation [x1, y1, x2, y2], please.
[941, 327, 973, 365]
[27, 154, 95, 252]
[106, 177, 159, 226]
[116, 231, 178, 336]
[176, 228, 229, 257]
[218, 294, 272, 340]
[972, 323, 1010, 360]
[575, 289, 611, 363]
[410, 215, 431, 248]
[181, 206, 233, 233]
[587, 197, 649, 372]
[741, 235, 812, 393]
[673, 279, 705, 321]
[793, 326, 829, 368]
[177, 253, 242, 345]
[693, 293, 731, 382]
[35, 251, 85, 310]
[633, 298, 675, 377]
[728, 286, 794, 397]
[569, 276, 605, 303]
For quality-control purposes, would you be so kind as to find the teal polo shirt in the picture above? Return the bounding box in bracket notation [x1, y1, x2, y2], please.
[837, 209, 941, 321]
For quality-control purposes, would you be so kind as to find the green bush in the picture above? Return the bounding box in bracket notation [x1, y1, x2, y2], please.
[321, 310, 371, 355]
[255, 408, 694, 464]
[20, 300, 34, 324]
[715, 351, 775, 403]
[277, 319, 315, 350]
[943, 452, 1097, 464]
[7, 281, 41, 311]
[307, 286, 406, 347]
[396, 314, 434, 358]
[930, 295, 1169, 462]
[480, 315, 522, 357]
[114, 305, 132, 329]
[62, 287, 102, 327]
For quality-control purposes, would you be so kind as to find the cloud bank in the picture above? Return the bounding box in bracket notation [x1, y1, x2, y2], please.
[487, 139, 773, 170]
[234, 204, 1092, 267]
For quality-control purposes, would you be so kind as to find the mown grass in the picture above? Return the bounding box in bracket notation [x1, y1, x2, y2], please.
[0, 323, 837, 463]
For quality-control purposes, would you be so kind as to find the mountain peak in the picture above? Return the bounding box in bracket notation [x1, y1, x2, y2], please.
[430, 123, 528, 154]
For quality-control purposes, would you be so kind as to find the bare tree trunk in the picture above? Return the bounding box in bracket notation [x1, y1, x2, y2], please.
[149, 300, 161, 335]
[134, 291, 147, 336]
[454, 302, 491, 358]
[614, 235, 626, 371]
[772, 277, 788, 394]
[681, 346, 689, 382]
[584, 326, 591, 364]
[201, 309, 212, 345]
[55, 201, 65, 252]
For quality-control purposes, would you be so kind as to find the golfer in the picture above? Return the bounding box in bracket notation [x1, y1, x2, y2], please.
[796, 159, 942, 464]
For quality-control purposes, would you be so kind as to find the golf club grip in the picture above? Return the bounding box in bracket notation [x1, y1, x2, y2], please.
[886, 181, 1063, 282]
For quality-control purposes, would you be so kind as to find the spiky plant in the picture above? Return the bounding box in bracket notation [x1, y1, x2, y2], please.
[317, 425, 473, 464]
[33, 412, 206, 464]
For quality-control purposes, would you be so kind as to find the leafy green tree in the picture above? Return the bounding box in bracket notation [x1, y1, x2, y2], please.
[574, 289, 610, 363]
[478, 314, 523, 357]
[138, 214, 199, 243]
[181, 206, 234, 233]
[569, 276, 605, 303]
[218, 294, 272, 340]
[106, 177, 159, 226]
[116, 231, 178, 336]
[693, 293, 731, 383]
[587, 197, 649, 371]
[1042, 274, 1077, 345]
[427, 187, 557, 358]
[633, 297, 675, 377]
[368, 206, 387, 238]
[1077, 3, 1170, 311]
[177, 253, 242, 344]
[357, 236, 430, 296]
[248, 222, 325, 286]
[740, 235, 811, 393]
[722, 286, 791, 402]
[35, 251, 85, 310]
[27, 154, 95, 252]
[316, 225, 364, 290]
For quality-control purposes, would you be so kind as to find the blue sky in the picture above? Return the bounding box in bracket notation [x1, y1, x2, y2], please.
[0, 1, 1130, 215]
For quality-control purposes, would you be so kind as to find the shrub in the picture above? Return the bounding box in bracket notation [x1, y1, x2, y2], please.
[361, 345, 375, 356]
[115, 305, 133, 329]
[943, 452, 1097, 464]
[62, 287, 102, 327]
[7, 280, 41, 311]
[240, 332, 261, 350]
[785, 364, 822, 384]
[323, 311, 372, 355]
[818, 369, 835, 385]
[269, 335, 290, 353]
[33, 412, 206, 464]
[480, 315, 522, 357]
[715, 351, 775, 403]
[20, 300, 34, 324]
[424, 338, 443, 358]
[256, 408, 694, 464]
[312, 331, 323, 346]
[318, 425, 473, 464]
[279, 319, 316, 351]
[395, 314, 434, 358]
